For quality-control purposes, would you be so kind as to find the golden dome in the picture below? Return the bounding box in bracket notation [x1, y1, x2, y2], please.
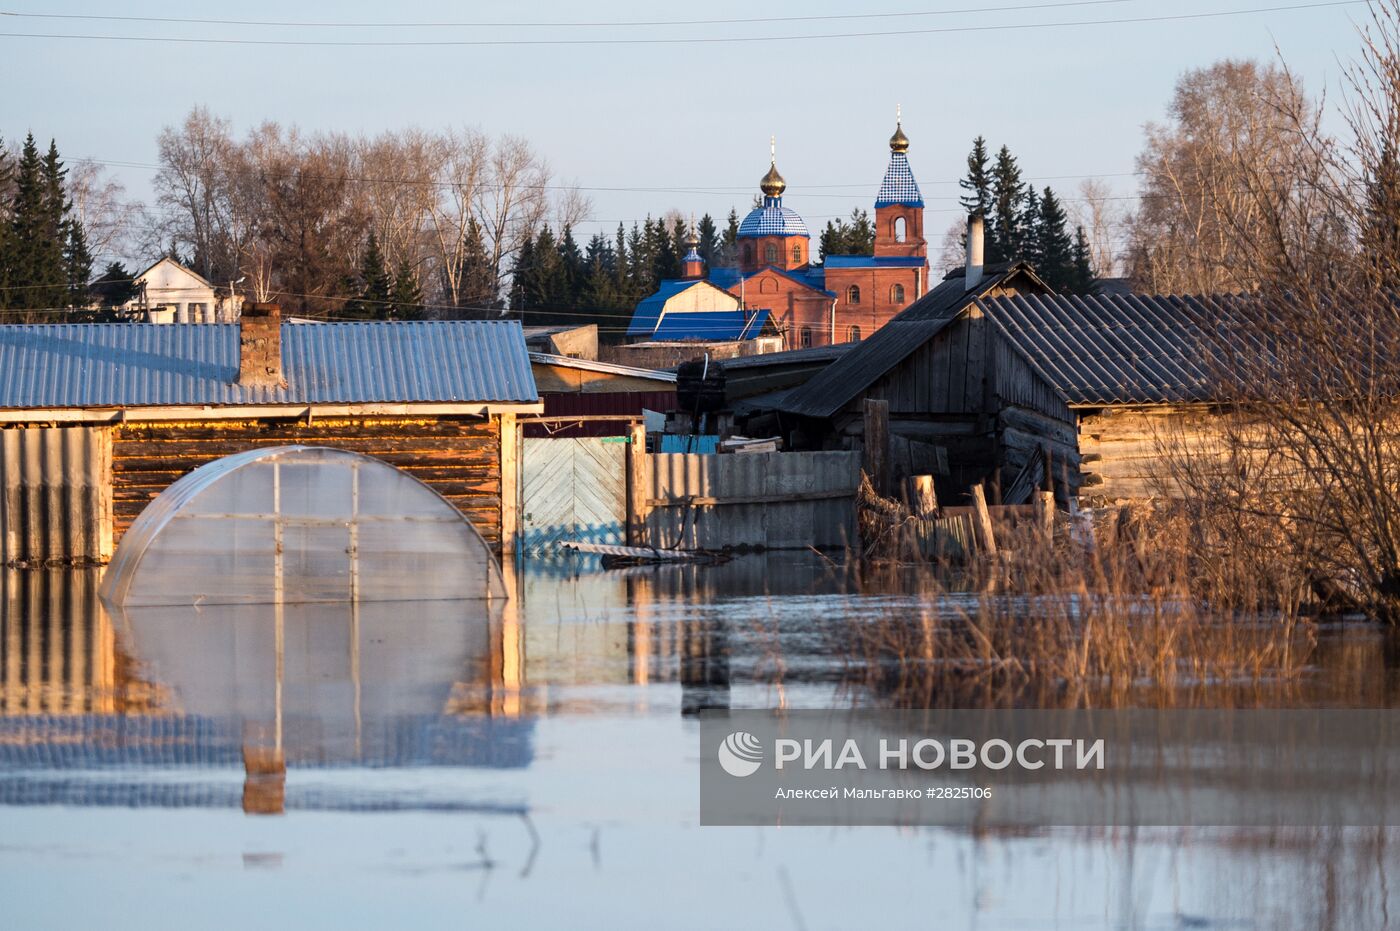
[890, 121, 910, 154]
[760, 161, 786, 197]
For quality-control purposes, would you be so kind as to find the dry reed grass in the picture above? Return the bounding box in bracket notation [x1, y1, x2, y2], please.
[845, 499, 1317, 709]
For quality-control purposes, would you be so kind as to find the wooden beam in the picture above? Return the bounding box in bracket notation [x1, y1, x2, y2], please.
[499, 412, 519, 555]
[863, 398, 890, 497]
[905, 474, 938, 518]
[627, 421, 649, 546]
[970, 483, 998, 556]
[647, 489, 854, 508]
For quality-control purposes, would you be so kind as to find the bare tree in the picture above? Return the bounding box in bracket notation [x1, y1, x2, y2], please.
[475, 135, 549, 295]
[427, 127, 490, 308]
[153, 106, 236, 280]
[66, 160, 140, 264]
[1125, 60, 1335, 293]
[1072, 178, 1124, 278]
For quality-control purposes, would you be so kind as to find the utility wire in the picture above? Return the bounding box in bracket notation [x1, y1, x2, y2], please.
[0, 1, 1366, 48]
[0, 1, 1147, 29]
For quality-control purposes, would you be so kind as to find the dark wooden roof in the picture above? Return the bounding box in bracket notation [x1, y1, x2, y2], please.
[777, 263, 1045, 419]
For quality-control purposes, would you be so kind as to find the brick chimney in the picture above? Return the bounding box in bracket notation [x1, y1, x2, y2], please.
[238, 302, 285, 387]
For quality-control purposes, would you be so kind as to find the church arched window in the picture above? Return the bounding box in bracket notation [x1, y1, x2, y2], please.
[764, 243, 778, 265]
[893, 216, 907, 243]
[847, 325, 862, 342]
[800, 327, 813, 348]
[792, 244, 802, 264]
[890, 283, 906, 305]
[847, 285, 861, 305]
[743, 243, 753, 265]
[759, 277, 778, 294]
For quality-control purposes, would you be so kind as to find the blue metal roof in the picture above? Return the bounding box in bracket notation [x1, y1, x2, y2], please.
[823, 255, 928, 269]
[627, 279, 704, 337]
[874, 151, 924, 208]
[650, 310, 771, 341]
[737, 196, 810, 239]
[0, 320, 539, 409]
[708, 267, 743, 289]
[701, 265, 832, 297]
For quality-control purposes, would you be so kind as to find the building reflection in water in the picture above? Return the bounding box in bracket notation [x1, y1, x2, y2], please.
[1, 568, 534, 816]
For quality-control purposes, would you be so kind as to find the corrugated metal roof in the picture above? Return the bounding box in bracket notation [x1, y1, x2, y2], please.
[778, 264, 1044, 419]
[822, 255, 926, 269]
[0, 320, 538, 410]
[529, 351, 677, 383]
[652, 310, 771, 341]
[978, 292, 1252, 405]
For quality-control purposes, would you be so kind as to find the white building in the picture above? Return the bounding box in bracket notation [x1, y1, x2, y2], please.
[125, 257, 242, 323]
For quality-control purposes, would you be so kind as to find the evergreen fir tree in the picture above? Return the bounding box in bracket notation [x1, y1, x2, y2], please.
[509, 233, 536, 312]
[390, 259, 423, 320]
[63, 217, 92, 308]
[583, 232, 618, 309]
[651, 217, 678, 283]
[723, 209, 739, 246]
[627, 222, 650, 296]
[557, 224, 585, 305]
[92, 261, 138, 308]
[1020, 187, 1042, 267]
[613, 223, 630, 304]
[697, 213, 719, 267]
[958, 136, 994, 219]
[7, 134, 67, 318]
[530, 226, 568, 307]
[0, 137, 10, 298]
[1070, 226, 1098, 296]
[1032, 187, 1074, 289]
[989, 145, 1027, 263]
[345, 232, 391, 318]
[455, 218, 497, 310]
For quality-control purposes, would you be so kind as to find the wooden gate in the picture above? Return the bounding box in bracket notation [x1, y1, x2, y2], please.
[521, 437, 628, 555]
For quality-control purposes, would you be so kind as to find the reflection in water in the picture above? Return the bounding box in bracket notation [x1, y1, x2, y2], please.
[3, 555, 1400, 927]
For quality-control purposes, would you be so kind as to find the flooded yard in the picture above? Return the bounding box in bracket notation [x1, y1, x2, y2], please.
[2, 554, 1398, 929]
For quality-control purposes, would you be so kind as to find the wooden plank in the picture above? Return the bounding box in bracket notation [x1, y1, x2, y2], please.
[863, 399, 890, 497]
[970, 483, 998, 556]
[499, 412, 519, 555]
[627, 422, 648, 546]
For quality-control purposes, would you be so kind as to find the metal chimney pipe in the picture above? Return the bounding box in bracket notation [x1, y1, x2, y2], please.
[965, 214, 985, 289]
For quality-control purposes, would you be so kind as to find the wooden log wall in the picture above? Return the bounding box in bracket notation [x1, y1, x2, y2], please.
[1077, 406, 1219, 505]
[111, 416, 502, 549]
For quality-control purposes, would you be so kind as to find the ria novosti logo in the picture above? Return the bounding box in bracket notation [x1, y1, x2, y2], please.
[717, 731, 764, 777]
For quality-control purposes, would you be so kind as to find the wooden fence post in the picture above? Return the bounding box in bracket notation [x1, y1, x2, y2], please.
[905, 474, 938, 518]
[970, 483, 998, 556]
[499, 412, 518, 555]
[1036, 489, 1055, 542]
[627, 421, 649, 546]
[863, 398, 890, 498]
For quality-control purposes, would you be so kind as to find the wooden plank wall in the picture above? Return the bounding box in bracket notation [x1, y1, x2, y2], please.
[646, 450, 860, 550]
[865, 315, 988, 416]
[111, 417, 502, 549]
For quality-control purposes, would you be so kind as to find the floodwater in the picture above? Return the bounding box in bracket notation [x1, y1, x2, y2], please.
[2, 554, 1399, 930]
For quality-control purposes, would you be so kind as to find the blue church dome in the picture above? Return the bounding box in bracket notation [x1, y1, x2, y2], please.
[738, 198, 809, 238]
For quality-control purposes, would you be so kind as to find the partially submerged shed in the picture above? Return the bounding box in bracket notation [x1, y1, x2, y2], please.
[772, 248, 1071, 504]
[0, 305, 541, 565]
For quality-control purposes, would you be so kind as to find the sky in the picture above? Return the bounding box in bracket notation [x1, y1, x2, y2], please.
[0, 0, 1371, 266]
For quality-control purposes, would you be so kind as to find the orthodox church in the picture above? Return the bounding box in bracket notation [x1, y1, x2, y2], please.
[627, 115, 929, 349]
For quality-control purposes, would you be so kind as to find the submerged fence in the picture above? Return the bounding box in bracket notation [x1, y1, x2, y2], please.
[644, 450, 860, 551]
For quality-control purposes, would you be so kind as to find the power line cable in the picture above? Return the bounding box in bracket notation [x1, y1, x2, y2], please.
[0, 1, 1365, 48]
[0, 1, 1148, 29]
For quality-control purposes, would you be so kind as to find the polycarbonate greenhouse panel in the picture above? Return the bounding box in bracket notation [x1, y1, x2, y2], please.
[100, 445, 506, 607]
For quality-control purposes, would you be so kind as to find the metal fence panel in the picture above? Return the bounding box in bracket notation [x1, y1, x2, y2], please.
[0, 427, 113, 565]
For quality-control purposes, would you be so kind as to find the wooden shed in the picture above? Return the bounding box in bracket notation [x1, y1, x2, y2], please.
[0, 305, 541, 565]
[527, 352, 676, 438]
[773, 263, 1077, 505]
